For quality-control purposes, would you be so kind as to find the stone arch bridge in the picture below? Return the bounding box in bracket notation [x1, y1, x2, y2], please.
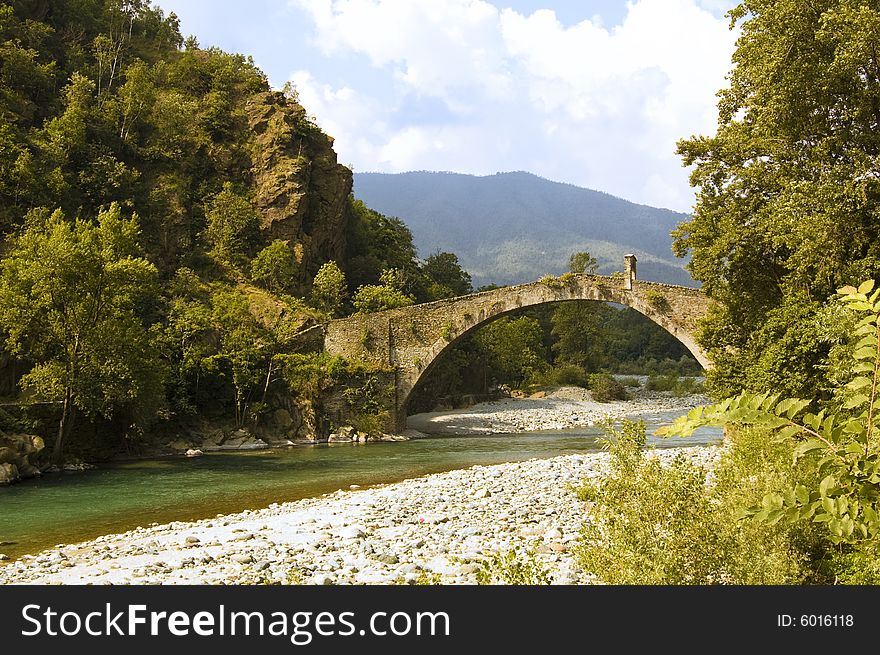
[324, 263, 713, 430]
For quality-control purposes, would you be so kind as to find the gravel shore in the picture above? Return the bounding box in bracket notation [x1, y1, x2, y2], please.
[0, 448, 720, 585]
[407, 384, 708, 435]
[0, 388, 718, 585]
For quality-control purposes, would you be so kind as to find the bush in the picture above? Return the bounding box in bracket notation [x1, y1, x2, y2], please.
[550, 364, 590, 387]
[251, 240, 297, 292]
[476, 548, 552, 585]
[575, 421, 821, 584]
[352, 284, 414, 313]
[646, 375, 705, 396]
[644, 289, 671, 313]
[589, 373, 628, 402]
[618, 376, 641, 388]
[538, 272, 575, 289]
[660, 281, 880, 548]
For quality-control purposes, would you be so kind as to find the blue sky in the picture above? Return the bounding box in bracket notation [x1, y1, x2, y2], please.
[154, 1, 739, 211]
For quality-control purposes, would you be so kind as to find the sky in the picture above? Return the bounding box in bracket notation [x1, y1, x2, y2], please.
[154, 0, 740, 212]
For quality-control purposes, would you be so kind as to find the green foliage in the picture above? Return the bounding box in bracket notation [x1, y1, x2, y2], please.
[589, 374, 628, 402]
[475, 316, 547, 388]
[644, 289, 670, 313]
[538, 272, 575, 289]
[0, 1, 475, 454]
[277, 352, 369, 400]
[659, 282, 880, 546]
[440, 321, 455, 341]
[603, 308, 701, 374]
[311, 261, 347, 318]
[576, 420, 816, 584]
[0, 204, 163, 462]
[576, 420, 721, 583]
[203, 287, 271, 427]
[675, 0, 880, 397]
[475, 548, 551, 585]
[352, 282, 414, 314]
[204, 182, 261, 267]
[646, 375, 705, 396]
[251, 240, 297, 293]
[422, 250, 472, 299]
[548, 363, 590, 387]
[551, 302, 610, 372]
[344, 198, 423, 298]
[823, 540, 880, 584]
[568, 251, 598, 274]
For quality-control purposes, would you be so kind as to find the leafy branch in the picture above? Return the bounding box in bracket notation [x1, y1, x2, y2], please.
[658, 280, 880, 544]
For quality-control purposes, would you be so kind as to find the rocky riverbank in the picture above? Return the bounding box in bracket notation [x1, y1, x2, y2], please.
[0, 444, 721, 584]
[407, 384, 709, 435]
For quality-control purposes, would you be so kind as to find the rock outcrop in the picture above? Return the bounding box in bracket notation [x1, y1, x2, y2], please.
[246, 91, 353, 288]
[0, 433, 44, 485]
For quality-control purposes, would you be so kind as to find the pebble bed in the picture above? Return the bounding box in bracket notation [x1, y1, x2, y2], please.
[0, 445, 721, 585]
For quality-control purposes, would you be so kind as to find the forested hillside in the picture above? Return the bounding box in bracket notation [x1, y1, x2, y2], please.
[0, 0, 473, 465]
[353, 171, 695, 287]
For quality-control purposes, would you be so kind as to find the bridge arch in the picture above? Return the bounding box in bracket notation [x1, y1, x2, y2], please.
[324, 273, 713, 429]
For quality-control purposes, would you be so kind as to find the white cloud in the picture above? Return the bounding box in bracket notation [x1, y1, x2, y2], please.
[288, 0, 738, 211]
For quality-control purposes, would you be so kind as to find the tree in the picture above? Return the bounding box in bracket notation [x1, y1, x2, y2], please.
[422, 250, 472, 299]
[476, 316, 547, 387]
[311, 261, 347, 317]
[203, 181, 260, 266]
[251, 239, 297, 293]
[0, 204, 161, 463]
[344, 198, 424, 296]
[205, 288, 268, 428]
[352, 267, 415, 313]
[115, 58, 156, 141]
[675, 0, 880, 397]
[569, 251, 598, 275]
[551, 303, 610, 372]
[352, 284, 414, 314]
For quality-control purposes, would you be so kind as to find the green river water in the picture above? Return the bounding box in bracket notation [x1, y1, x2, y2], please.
[0, 410, 721, 559]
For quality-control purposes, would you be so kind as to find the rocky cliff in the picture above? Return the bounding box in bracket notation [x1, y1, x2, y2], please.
[246, 91, 352, 288]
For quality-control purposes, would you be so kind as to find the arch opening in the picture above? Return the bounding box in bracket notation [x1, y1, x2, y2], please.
[401, 297, 705, 419]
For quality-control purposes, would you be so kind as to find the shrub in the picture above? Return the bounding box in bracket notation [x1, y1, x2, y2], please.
[311, 261, 347, 317]
[551, 363, 590, 387]
[575, 420, 819, 584]
[618, 376, 641, 388]
[590, 373, 628, 402]
[644, 289, 671, 313]
[647, 375, 705, 396]
[352, 284, 414, 313]
[538, 272, 575, 289]
[251, 240, 297, 292]
[659, 281, 880, 546]
[476, 548, 552, 585]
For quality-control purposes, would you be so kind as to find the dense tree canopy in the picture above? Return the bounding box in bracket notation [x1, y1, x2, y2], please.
[422, 251, 473, 299]
[0, 203, 162, 462]
[0, 0, 482, 457]
[676, 0, 880, 397]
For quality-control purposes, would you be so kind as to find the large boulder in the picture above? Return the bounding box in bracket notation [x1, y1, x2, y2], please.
[328, 425, 357, 443]
[0, 462, 17, 485]
[0, 433, 44, 484]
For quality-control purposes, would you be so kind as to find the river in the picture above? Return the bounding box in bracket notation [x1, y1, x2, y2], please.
[0, 409, 721, 560]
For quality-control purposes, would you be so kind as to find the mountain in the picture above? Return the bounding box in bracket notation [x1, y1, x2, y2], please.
[352, 171, 696, 287]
